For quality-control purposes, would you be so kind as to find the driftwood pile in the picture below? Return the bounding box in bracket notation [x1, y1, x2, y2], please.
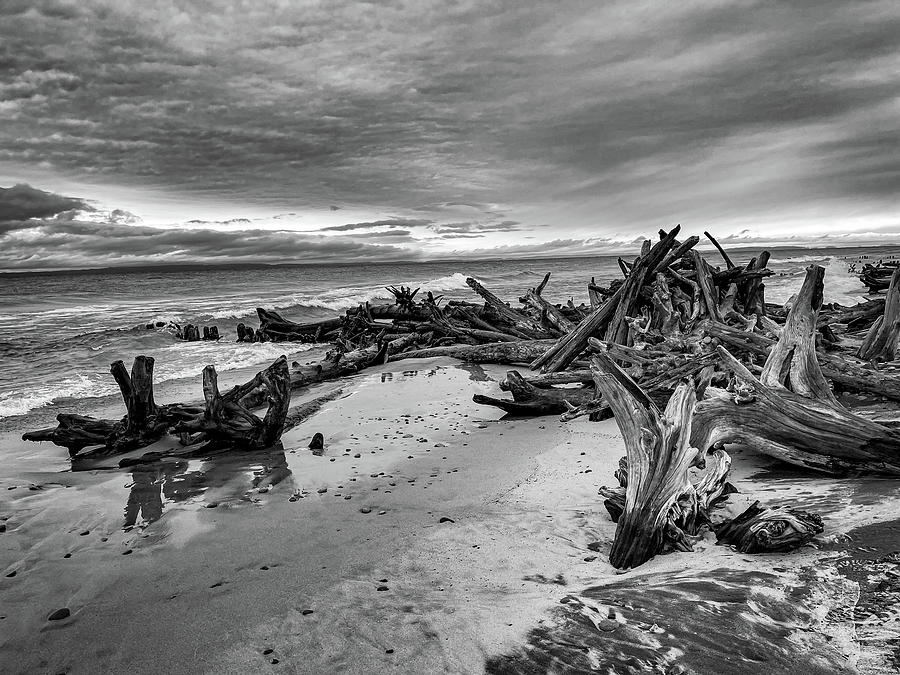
[24, 226, 900, 570]
[23, 356, 294, 464]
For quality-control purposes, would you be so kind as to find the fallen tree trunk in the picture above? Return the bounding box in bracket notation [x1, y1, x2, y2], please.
[473, 370, 594, 416]
[692, 347, 900, 475]
[23, 414, 118, 455]
[254, 307, 343, 342]
[532, 226, 687, 373]
[520, 273, 575, 335]
[858, 266, 900, 361]
[700, 320, 900, 402]
[388, 339, 557, 365]
[466, 277, 552, 338]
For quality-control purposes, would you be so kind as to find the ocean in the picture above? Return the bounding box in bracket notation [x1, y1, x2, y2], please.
[0, 245, 895, 425]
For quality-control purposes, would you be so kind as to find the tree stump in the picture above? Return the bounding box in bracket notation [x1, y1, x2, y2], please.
[759, 265, 838, 405]
[858, 266, 900, 361]
[178, 355, 291, 450]
[591, 350, 701, 569]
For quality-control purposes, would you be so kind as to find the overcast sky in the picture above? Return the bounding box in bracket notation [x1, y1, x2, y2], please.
[1, 0, 898, 269]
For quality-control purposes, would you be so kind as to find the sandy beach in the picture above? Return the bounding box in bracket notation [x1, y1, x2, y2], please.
[2, 356, 898, 674]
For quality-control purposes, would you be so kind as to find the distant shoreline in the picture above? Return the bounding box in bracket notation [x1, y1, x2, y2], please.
[2, 242, 897, 276]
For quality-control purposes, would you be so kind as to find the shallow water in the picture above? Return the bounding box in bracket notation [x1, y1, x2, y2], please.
[1, 244, 895, 423]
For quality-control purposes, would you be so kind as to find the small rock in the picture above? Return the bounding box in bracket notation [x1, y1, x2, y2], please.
[309, 432, 324, 455]
[48, 608, 70, 621]
[302, 609, 314, 616]
[317, 487, 327, 494]
[360, 507, 372, 514]
[376, 585, 389, 591]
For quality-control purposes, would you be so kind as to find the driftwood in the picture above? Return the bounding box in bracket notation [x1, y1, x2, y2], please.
[858, 267, 900, 361]
[520, 273, 575, 335]
[23, 356, 292, 459]
[473, 370, 594, 416]
[23, 414, 119, 455]
[692, 347, 900, 475]
[590, 350, 702, 569]
[176, 356, 291, 451]
[759, 265, 838, 405]
[388, 339, 557, 365]
[532, 227, 689, 373]
[701, 320, 900, 402]
[23, 357, 200, 456]
[715, 501, 823, 553]
[466, 277, 552, 338]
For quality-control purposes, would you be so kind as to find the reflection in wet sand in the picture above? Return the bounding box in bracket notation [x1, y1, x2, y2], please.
[121, 447, 293, 529]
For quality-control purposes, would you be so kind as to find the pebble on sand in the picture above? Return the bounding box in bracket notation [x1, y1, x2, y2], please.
[48, 608, 70, 621]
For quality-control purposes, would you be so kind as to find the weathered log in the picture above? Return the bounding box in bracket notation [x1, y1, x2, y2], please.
[23, 414, 118, 455]
[691, 346, 900, 475]
[591, 351, 701, 569]
[688, 250, 723, 322]
[502, 369, 594, 389]
[740, 251, 771, 316]
[704, 231, 735, 269]
[715, 501, 823, 553]
[23, 356, 201, 456]
[473, 370, 594, 416]
[465, 277, 552, 338]
[648, 273, 680, 333]
[819, 298, 884, 329]
[388, 339, 557, 365]
[759, 265, 839, 405]
[533, 226, 684, 373]
[700, 320, 900, 402]
[858, 267, 900, 361]
[560, 346, 717, 422]
[520, 273, 575, 335]
[177, 356, 291, 450]
[256, 308, 341, 342]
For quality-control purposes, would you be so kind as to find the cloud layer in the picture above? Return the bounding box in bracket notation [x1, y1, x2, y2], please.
[1, 1, 899, 267]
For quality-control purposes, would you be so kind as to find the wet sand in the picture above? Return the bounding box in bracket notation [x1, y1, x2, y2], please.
[1, 357, 899, 674]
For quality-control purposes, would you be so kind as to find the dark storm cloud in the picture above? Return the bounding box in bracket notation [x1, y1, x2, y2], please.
[0, 1, 898, 240]
[0, 184, 91, 222]
[0, 217, 417, 270]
